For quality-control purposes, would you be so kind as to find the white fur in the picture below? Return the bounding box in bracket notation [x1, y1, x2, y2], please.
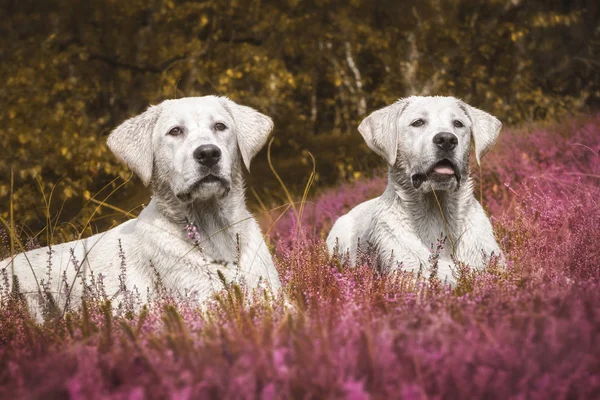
[327, 96, 503, 283]
[1, 96, 281, 318]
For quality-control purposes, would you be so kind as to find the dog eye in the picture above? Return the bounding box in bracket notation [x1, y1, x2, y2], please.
[214, 122, 227, 131]
[168, 127, 183, 136]
[453, 120, 465, 128]
[410, 119, 425, 127]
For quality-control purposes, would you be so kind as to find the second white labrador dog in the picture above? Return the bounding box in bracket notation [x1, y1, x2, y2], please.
[1, 96, 281, 316]
[327, 96, 503, 283]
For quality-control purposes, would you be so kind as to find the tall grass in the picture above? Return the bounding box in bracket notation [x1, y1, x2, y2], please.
[0, 117, 599, 399]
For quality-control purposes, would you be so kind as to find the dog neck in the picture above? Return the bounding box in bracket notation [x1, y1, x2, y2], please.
[384, 163, 474, 233]
[151, 171, 248, 232]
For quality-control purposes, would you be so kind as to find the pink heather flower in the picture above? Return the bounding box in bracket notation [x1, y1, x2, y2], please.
[343, 379, 370, 400]
[261, 383, 276, 400]
[185, 222, 201, 245]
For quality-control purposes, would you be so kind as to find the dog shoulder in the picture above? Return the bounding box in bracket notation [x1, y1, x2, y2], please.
[327, 197, 380, 255]
[455, 197, 502, 264]
[463, 197, 495, 234]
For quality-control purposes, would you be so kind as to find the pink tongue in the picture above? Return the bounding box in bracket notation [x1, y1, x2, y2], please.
[433, 165, 454, 175]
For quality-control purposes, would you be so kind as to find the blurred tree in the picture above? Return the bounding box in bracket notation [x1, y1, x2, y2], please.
[0, 0, 598, 242]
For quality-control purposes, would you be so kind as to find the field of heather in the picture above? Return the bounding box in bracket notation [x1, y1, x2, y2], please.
[1, 117, 599, 399]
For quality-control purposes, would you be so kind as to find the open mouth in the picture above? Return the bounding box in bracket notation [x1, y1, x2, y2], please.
[411, 159, 460, 189]
[428, 159, 456, 178]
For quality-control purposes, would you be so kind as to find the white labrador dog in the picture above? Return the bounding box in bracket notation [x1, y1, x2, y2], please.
[1, 96, 281, 317]
[327, 96, 503, 283]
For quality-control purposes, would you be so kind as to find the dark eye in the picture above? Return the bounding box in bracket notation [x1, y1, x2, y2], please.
[214, 122, 227, 131]
[410, 119, 425, 127]
[453, 120, 465, 128]
[168, 127, 183, 136]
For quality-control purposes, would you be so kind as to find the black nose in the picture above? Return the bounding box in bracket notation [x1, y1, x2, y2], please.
[433, 132, 458, 151]
[193, 145, 221, 167]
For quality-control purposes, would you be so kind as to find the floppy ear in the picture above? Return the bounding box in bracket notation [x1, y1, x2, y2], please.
[358, 99, 408, 166]
[461, 103, 502, 165]
[107, 105, 160, 186]
[223, 98, 274, 171]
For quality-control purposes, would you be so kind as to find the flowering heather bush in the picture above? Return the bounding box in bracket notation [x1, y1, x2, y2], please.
[1, 117, 599, 399]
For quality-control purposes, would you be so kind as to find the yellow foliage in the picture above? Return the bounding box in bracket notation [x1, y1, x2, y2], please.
[63, 186, 74, 199]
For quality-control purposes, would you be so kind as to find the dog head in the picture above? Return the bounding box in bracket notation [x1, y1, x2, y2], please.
[107, 96, 273, 203]
[358, 96, 501, 192]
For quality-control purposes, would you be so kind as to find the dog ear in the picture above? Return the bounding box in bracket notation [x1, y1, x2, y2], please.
[358, 99, 407, 166]
[222, 98, 274, 171]
[107, 105, 160, 186]
[461, 103, 502, 165]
